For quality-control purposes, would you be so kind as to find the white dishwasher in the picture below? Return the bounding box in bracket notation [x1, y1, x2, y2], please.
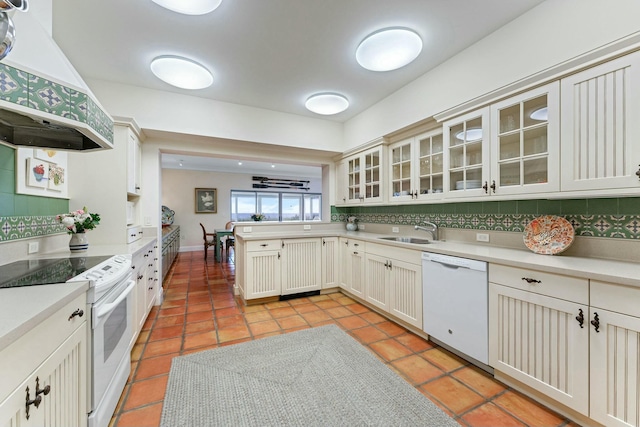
[422, 252, 488, 365]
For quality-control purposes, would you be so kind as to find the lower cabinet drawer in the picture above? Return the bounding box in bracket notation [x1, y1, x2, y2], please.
[489, 264, 588, 304]
[126, 225, 142, 243]
[591, 280, 640, 317]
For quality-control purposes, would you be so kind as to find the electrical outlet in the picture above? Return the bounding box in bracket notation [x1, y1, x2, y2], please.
[303, 225, 311, 230]
[144, 216, 152, 226]
[358, 224, 365, 230]
[392, 227, 399, 233]
[28, 242, 39, 254]
[243, 226, 252, 233]
[476, 233, 490, 242]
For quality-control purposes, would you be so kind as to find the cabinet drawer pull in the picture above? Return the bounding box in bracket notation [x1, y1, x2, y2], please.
[521, 277, 541, 284]
[636, 164, 640, 180]
[68, 308, 84, 321]
[575, 308, 584, 328]
[591, 312, 600, 333]
[260, 243, 268, 247]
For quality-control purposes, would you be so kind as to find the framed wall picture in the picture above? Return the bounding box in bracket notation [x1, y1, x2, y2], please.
[195, 188, 217, 213]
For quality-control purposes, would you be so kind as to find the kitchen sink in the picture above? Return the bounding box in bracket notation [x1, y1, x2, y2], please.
[378, 236, 432, 244]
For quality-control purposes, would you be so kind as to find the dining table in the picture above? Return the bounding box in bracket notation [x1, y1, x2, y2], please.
[214, 229, 234, 262]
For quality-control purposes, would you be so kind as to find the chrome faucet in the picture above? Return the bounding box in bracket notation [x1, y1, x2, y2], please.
[415, 221, 438, 241]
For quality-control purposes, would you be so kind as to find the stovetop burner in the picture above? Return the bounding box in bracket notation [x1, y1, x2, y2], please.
[0, 256, 113, 289]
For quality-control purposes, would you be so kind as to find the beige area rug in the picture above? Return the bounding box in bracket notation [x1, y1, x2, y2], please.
[161, 324, 459, 426]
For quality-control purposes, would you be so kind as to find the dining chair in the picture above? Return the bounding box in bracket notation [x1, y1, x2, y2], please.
[224, 221, 235, 256]
[200, 223, 216, 261]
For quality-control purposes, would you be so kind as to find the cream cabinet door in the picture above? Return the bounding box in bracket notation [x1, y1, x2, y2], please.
[388, 258, 422, 328]
[321, 237, 339, 289]
[590, 308, 640, 427]
[560, 51, 640, 192]
[245, 249, 281, 299]
[126, 129, 141, 196]
[281, 238, 321, 295]
[443, 107, 491, 198]
[490, 82, 560, 196]
[345, 240, 365, 298]
[364, 253, 390, 312]
[489, 283, 589, 415]
[0, 324, 88, 427]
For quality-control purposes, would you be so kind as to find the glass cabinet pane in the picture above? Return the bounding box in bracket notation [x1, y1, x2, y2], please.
[417, 132, 444, 195]
[496, 91, 549, 191]
[448, 113, 484, 192]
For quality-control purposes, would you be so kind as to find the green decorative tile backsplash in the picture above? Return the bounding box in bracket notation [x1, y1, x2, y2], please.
[332, 198, 640, 240]
[0, 145, 68, 242]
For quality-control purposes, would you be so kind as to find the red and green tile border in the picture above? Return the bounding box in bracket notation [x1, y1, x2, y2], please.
[332, 198, 640, 240]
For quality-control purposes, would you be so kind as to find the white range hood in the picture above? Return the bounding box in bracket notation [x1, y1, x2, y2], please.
[0, 8, 113, 150]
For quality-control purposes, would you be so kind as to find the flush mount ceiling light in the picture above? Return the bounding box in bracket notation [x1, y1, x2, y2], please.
[151, 0, 222, 15]
[150, 56, 213, 89]
[305, 93, 349, 115]
[356, 27, 423, 72]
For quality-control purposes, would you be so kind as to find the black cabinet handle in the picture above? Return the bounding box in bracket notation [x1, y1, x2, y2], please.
[482, 181, 488, 193]
[25, 386, 42, 419]
[591, 312, 600, 333]
[35, 377, 50, 397]
[522, 277, 541, 284]
[636, 164, 640, 180]
[575, 308, 584, 328]
[490, 180, 496, 193]
[68, 308, 84, 321]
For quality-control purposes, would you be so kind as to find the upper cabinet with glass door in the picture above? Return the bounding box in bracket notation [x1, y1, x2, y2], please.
[443, 108, 490, 198]
[388, 130, 444, 201]
[490, 82, 560, 196]
[341, 146, 384, 205]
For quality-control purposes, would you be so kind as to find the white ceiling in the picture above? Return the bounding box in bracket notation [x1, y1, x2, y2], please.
[51, 1, 546, 176]
[51, 0, 546, 122]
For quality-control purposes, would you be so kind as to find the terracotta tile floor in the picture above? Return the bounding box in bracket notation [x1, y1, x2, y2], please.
[110, 251, 580, 427]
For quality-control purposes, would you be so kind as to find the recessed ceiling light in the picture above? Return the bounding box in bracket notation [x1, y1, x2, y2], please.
[238, 161, 242, 166]
[151, 0, 222, 15]
[356, 27, 423, 72]
[271, 164, 275, 168]
[150, 56, 213, 89]
[305, 93, 349, 115]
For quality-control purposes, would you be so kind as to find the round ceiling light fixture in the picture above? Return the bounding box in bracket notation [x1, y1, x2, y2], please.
[150, 56, 213, 89]
[305, 93, 349, 115]
[151, 0, 222, 15]
[356, 27, 423, 72]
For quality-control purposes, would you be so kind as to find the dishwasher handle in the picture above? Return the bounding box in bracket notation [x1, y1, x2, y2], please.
[429, 259, 468, 270]
[422, 252, 487, 272]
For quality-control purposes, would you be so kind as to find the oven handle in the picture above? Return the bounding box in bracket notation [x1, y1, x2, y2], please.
[95, 279, 136, 320]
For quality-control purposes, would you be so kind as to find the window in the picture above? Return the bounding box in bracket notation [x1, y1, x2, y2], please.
[231, 190, 321, 222]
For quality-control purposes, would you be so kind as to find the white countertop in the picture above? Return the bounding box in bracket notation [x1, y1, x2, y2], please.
[236, 230, 640, 288]
[0, 281, 88, 349]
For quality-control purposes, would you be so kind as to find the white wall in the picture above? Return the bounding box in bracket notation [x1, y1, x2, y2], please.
[162, 168, 322, 249]
[86, 79, 345, 152]
[343, 0, 640, 149]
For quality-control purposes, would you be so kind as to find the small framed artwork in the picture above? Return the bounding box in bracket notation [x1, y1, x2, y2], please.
[26, 157, 49, 188]
[195, 188, 217, 213]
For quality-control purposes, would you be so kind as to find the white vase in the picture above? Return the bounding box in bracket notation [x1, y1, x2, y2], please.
[346, 222, 358, 231]
[69, 232, 89, 252]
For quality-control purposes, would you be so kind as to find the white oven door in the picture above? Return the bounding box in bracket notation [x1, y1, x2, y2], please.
[91, 275, 135, 412]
